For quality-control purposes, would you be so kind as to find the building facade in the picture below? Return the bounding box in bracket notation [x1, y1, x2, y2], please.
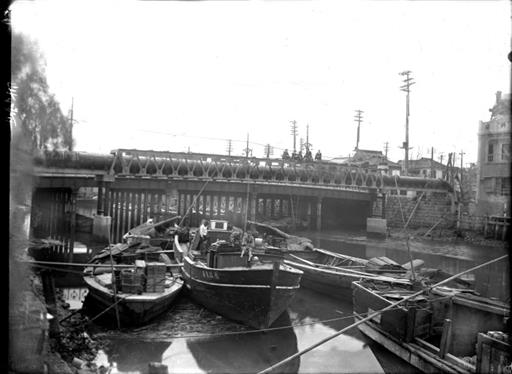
[331, 149, 401, 176]
[399, 157, 446, 179]
[476, 91, 511, 217]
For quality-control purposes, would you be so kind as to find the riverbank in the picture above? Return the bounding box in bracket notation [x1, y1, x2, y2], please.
[9, 252, 107, 374]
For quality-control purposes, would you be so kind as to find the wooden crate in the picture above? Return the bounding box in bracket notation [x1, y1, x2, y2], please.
[121, 270, 143, 294]
[476, 332, 510, 373]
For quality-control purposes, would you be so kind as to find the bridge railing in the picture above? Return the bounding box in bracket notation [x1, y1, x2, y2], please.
[34, 149, 453, 192]
[108, 148, 385, 190]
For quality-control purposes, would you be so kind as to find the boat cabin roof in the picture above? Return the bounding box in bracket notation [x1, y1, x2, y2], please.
[209, 220, 230, 231]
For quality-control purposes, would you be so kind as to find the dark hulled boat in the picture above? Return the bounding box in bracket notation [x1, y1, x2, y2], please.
[174, 235, 303, 330]
[352, 279, 510, 373]
[83, 241, 183, 326]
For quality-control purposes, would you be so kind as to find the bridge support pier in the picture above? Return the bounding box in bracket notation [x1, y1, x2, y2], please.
[250, 193, 257, 221]
[68, 188, 78, 263]
[316, 197, 323, 231]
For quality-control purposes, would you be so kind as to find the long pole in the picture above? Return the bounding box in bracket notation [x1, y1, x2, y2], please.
[257, 254, 508, 374]
[108, 231, 121, 330]
[178, 179, 211, 226]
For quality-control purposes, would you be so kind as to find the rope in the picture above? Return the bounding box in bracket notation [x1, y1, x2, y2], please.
[96, 306, 409, 341]
[257, 254, 508, 374]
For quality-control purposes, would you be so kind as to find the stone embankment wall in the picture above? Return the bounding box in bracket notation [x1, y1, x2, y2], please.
[382, 191, 490, 233]
[383, 192, 456, 229]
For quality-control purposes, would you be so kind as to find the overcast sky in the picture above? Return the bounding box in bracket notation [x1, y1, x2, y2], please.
[10, 0, 511, 164]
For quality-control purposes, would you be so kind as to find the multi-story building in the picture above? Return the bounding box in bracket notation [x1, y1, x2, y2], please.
[476, 91, 511, 216]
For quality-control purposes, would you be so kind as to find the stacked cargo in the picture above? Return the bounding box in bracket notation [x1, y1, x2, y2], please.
[145, 263, 166, 293]
[121, 269, 143, 294]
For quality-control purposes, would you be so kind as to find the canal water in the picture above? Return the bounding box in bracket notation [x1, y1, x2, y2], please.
[61, 230, 509, 374]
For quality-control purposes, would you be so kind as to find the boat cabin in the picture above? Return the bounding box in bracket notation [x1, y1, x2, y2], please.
[206, 219, 233, 243]
[205, 240, 256, 269]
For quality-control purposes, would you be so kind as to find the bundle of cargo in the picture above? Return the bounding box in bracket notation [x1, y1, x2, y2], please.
[121, 269, 144, 294]
[145, 262, 167, 293]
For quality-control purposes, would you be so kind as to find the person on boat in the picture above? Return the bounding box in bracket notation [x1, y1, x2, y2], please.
[240, 231, 254, 260]
[291, 150, 298, 160]
[297, 150, 303, 162]
[315, 150, 322, 161]
[230, 230, 242, 246]
[199, 219, 209, 254]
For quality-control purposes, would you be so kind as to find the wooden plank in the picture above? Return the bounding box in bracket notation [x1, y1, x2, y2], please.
[438, 319, 452, 358]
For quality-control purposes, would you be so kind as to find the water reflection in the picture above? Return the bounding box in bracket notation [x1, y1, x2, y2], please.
[185, 312, 299, 374]
[289, 288, 417, 374]
[103, 338, 170, 373]
[93, 289, 413, 374]
[59, 287, 88, 310]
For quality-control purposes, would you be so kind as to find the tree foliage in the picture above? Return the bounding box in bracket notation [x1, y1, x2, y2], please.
[11, 32, 73, 151]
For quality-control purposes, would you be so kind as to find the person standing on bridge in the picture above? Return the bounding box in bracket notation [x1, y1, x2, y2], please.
[282, 149, 290, 160]
[315, 150, 322, 161]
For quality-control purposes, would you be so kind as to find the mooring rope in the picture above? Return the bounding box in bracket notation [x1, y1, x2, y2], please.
[95, 306, 408, 341]
[256, 254, 508, 374]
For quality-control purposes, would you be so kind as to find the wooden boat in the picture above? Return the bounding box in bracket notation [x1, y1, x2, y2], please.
[352, 279, 510, 373]
[282, 248, 417, 300]
[83, 241, 184, 326]
[173, 234, 303, 330]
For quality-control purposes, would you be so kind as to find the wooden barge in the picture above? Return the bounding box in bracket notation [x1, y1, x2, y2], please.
[352, 279, 510, 373]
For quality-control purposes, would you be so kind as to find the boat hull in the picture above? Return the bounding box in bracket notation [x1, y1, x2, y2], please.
[182, 265, 299, 330]
[176, 238, 302, 329]
[283, 260, 361, 300]
[355, 317, 466, 374]
[83, 276, 183, 326]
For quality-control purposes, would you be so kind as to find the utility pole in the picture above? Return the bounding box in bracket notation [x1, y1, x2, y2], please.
[289, 120, 298, 153]
[300, 138, 304, 153]
[439, 153, 444, 165]
[399, 70, 415, 175]
[430, 147, 434, 178]
[459, 149, 465, 184]
[305, 123, 312, 152]
[226, 139, 233, 156]
[264, 144, 273, 158]
[244, 133, 252, 158]
[354, 110, 364, 150]
[69, 97, 74, 151]
[384, 142, 389, 158]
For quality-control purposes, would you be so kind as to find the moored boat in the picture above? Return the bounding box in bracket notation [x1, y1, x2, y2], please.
[174, 235, 303, 330]
[82, 241, 184, 326]
[352, 278, 510, 373]
[282, 248, 416, 299]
